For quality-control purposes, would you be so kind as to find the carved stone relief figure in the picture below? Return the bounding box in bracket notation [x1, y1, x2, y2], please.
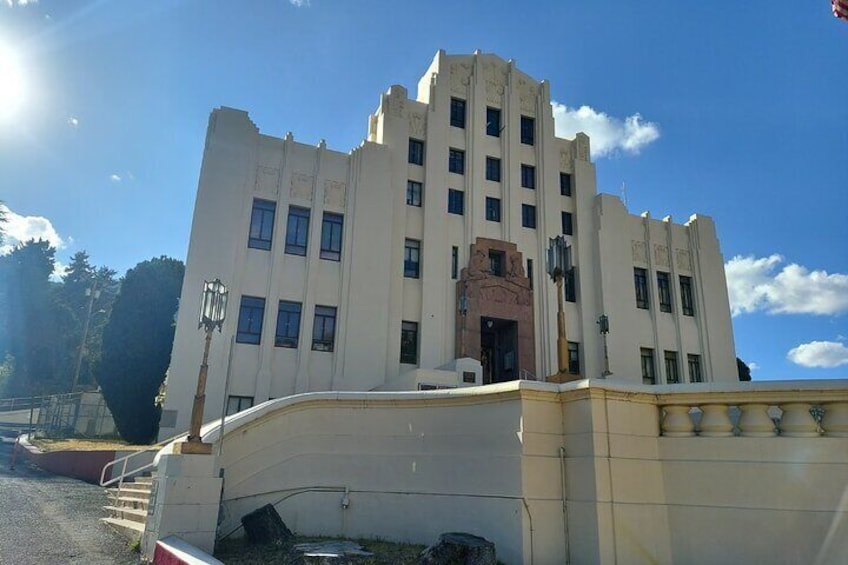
[323, 180, 346, 209]
[632, 240, 648, 263]
[654, 244, 670, 267]
[290, 173, 314, 202]
[676, 249, 692, 272]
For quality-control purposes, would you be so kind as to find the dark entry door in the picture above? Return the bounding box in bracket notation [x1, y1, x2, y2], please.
[480, 317, 518, 384]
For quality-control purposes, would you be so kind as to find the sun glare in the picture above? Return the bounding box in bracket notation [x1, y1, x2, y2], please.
[0, 45, 27, 122]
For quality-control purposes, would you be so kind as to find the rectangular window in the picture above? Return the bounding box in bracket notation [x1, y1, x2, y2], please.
[564, 267, 577, 303]
[275, 301, 302, 348]
[521, 164, 536, 189]
[680, 276, 695, 316]
[520, 115, 535, 145]
[485, 197, 501, 222]
[688, 354, 703, 383]
[561, 211, 573, 236]
[285, 206, 310, 256]
[634, 268, 649, 309]
[527, 259, 534, 289]
[451, 246, 458, 280]
[521, 204, 537, 229]
[226, 396, 254, 416]
[320, 212, 343, 261]
[489, 250, 505, 277]
[568, 342, 580, 374]
[641, 348, 656, 385]
[448, 189, 465, 215]
[404, 239, 421, 278]
[406, 180, 422, 207]
[560, 173, 572, 196]
[657, 272, 672, 313]
[236, 296, 265, 344]
[248, 199, 276, 250]
[312, 305, 337, 352]
[408, 138, 424, 165]
[486, 157, 501, 182]
[450, 98, 466, 128]
[400, 321, 419, 364]
[486, 107, 501, 137]
[665, 351, 680, 384]
[448, 148, 465, 174]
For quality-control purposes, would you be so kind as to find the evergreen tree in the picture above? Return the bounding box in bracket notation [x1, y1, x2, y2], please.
[737, 357, 752, 381]
[96, 256, 184, 444]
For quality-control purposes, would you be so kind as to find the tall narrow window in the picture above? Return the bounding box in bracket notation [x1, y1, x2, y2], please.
[408, 138, 424, 165]
[404, 239, 421, 278]
[312, 306, 337, 352]
[680, 276, 695, 316]
[527, 259, 534, 290]
[688, 354, 703, 383]
[641, 348, 656, 384]
[275, 301, 302, 348]
[657, 272, 672, 313]
[520, 115, 535, 145]
[285, 206, 310, 256]
[634, 268, 649, 309]
[448, 148, 465, 174]
[226, 396, 254, 416]
[665, 351, 680, 384]
[489, 250, 505, 277]
[521, 204, 537, 229]
[236, 296, 265, 344]
[448, 189, 465, 215]
[320, 212, 343, 261]
[248, 199, 276, 250]
[521, 164, 536, 189]
[450, 98, 466, 128]
[400, 321, 419, 364]
[406, 180, 422, 207]
[485, 197, 501, 222]
[486, 107, 501, 137]
[560, 173, 572, 196]
[568, 342, 580, 374]
[451, 246, 458, 280]
[564, 267, 577, 303]
[561, 211, 573, 236]
[486, 157, 501, 182]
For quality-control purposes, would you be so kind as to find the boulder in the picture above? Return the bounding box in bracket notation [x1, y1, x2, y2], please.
[419, 532, 496, 565]
[241, 503, 293, 545]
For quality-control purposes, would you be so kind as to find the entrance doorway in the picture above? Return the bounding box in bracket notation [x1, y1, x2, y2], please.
[480, 317, 518, 384]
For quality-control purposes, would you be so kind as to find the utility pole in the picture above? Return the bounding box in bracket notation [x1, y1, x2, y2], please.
[71, 282, 100, 391]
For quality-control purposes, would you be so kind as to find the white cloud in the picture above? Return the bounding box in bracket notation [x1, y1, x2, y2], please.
[289, 0, 310, 6]
[67, 116, 79, 127]
[725, 254, 848, 316]
[4, 0, 38, 7]
[748, 362, 760, 372]
[551, 102, 660, 158]
[0, 203, 66, 254]
[110, 173, 122, 182]
[787, 341, 848, 369]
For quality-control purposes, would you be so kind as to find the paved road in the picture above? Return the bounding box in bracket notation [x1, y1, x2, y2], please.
[0, 440, 139, 565]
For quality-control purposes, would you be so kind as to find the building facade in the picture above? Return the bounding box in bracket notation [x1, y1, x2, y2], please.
[160, 51, 737, 437]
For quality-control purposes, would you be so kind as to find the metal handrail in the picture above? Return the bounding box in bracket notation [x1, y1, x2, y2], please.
[99, 432, 188, 492]
[520, 369, 537, 381]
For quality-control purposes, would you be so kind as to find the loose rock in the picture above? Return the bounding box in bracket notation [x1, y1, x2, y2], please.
[419, 532, 496, 565]
[241, 503, 293, 545]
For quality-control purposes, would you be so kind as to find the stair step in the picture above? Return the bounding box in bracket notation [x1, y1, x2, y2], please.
[111, 496, 150, 510]
[101, 517, 144, 541]
[131, 476, 154, 485]
[103, 505, 148, 524]
[107, 486, 151, 498]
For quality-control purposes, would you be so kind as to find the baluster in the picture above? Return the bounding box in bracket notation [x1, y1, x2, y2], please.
[822, 402, 848, 437]
[662, 405, 695, 437]
[738, 403, 776, 437]
[778, 403, 820, 437]
[698, 404, 734, 437]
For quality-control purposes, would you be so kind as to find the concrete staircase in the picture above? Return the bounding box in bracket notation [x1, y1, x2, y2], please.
[101, 475, 153, 542]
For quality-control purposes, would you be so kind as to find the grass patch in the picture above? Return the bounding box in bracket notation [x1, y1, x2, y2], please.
[29, 437, 157, 452]
[215, 535, 426, 564]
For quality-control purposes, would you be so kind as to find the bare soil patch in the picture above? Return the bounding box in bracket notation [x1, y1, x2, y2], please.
[29, 437, 156, 452]
[215, 536, 426, 565]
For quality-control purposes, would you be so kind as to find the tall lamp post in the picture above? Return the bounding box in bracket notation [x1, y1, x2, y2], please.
[458, 284, 469, 358]
[178, 279, 228, 455]
[71, 283, 101, 391]
[598, 314, 612, 377]
[547, 236, 579, 382]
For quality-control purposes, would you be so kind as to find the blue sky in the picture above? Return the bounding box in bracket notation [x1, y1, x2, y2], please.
[1, 1, 846, 379]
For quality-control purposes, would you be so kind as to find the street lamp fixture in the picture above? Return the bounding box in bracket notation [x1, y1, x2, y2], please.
[598, 314, 612, 377]
[547, 236, 579, 383]
[178, 279, 228, 455]
[457, 286, 469, 357]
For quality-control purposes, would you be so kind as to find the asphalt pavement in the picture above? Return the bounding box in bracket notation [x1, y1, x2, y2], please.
[0, 440, 140, 565]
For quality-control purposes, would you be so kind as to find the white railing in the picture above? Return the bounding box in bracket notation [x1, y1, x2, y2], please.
[99, 432, 188, 497]
[658, 387, 848, 438]
[519, 369, 537, 381]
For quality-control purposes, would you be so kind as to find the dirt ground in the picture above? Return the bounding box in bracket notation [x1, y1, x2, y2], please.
[215, 536, 426, 565]
[29, 437, 156, 452]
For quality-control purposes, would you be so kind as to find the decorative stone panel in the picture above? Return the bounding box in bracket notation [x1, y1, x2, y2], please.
[632, 241, 648, 264]
[450, 63, 472, 94]
[676, 249, 692, 272]
[483, 61, 506, 104]
[290, 173, 314, 202]
[323, 180, 346, 210]
[255, 166, 279, 196]
[654, 244, 670, 268]
[409, 112, 426, 139]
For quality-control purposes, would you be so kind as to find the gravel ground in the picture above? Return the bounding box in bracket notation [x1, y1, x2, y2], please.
[215, 536, 426, 564]
[0, 440, 140, 565]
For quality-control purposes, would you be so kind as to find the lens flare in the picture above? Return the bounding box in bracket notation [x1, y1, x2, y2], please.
[0, 45, 27, 122]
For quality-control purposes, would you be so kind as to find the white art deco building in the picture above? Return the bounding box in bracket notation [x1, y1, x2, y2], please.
[160, 50, 737, 437]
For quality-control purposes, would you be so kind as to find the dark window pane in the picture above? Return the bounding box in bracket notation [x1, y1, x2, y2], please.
[320, 212, 343, 261]
[561, 211, 573, 235]
[486, 107, 501, 137]
[658, 272, 672, 313]
[248, 199, 276, 250]
[665, 351, 680, 384]
[486, 197, 501, 222]
[312, 305, 337, 352]
[560, 173, 572, 196]
[448, 148, 465, 174]
[688, 354, 703, 383]
[486, 157, 501, 182]
[406, 180, 422, 207]
[404, 239, 420, 278]
[641, 348, 656, 384]
[564, 267, 577, 303]
[568, 342, 580, 374]
[236, 296, 265, 344]
[489, 250, 505, 277]
[408, 139, 424, 165]
[680, 276, 695, 316]
[448, 189, 465, 215]
[285, 207, 310, 256]
[450, 98, 466, 128]
[400, 321, 419, 364]
[522, 204, 536, 229]
[520, 116, 535, 145]
[451, 246, 458, 280]
[634, 268, 649, 309]
[226, 395, 254, 416]
[275, 301, 301, 348]
[521, 164, 536, 189]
